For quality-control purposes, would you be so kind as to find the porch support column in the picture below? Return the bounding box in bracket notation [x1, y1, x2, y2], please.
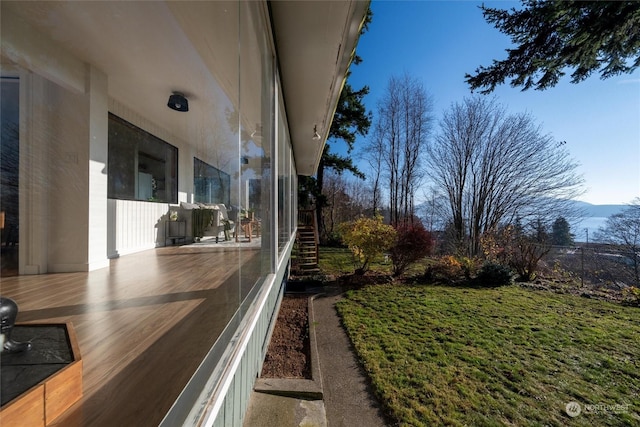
[86, 65, 109, 271]
[19, 71, 49, 275]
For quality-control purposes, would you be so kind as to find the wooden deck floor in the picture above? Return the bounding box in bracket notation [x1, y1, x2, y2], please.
[0, 244, 262, 426]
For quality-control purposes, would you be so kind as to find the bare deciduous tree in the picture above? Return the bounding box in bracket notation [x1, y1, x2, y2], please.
[368, 73, 434, 226]
[361, 123, 385, 215]
[321, 171, 373, 241]
[595, 198, 640, 286]
[429, 97, 583, 256]
[420, 186, 448, 233]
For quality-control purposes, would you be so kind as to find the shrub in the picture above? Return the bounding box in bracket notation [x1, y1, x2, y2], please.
[623, 286, 640, 306]
[508, 237, 551, 282]
[481, 226, 551, 282]
[424, 255, 466, 284]
[323, 231, 344, 247]
[339, 216, 397, 275]
[475, 262, 514, 287]
[458, 256, 479, 280]
[390, 222, 434, 277]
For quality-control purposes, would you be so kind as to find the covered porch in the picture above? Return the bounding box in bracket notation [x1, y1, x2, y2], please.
[1, 1, 369, 424]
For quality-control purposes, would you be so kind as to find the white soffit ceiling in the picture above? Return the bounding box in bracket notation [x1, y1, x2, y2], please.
[270, 1, 369, 176]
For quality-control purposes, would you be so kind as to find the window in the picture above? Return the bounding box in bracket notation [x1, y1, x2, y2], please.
[1, 77, 20, 275]
[108, 113, 178, 203]
[194, 157, 230, 206]
[277, 103, 292, 255]
[238, 0, 274, 278]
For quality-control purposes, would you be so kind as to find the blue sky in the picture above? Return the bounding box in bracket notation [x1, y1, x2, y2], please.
[346, 0, 640, 206]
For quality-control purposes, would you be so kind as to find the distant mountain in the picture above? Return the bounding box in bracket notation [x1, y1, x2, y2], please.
[414, 199, 627, 224]
[571, 201, 627, 218]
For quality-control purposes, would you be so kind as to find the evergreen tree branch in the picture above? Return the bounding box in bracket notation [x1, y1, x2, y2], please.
[466, 1, 640, 93]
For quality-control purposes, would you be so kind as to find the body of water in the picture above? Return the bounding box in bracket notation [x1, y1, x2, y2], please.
[574, 217, 607, 242]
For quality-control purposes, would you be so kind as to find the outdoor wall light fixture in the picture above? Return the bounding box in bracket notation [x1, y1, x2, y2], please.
[167, 92, 189, 112]
[312, 125, 321, 141]
[250, 124, 262, 138]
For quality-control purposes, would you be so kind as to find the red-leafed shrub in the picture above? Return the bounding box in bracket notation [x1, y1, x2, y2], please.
[390, 222, 434, 277]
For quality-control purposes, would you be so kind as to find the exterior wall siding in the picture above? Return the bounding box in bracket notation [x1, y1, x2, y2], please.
[107, 198, 170, 258]
[213, 257, 288, 427]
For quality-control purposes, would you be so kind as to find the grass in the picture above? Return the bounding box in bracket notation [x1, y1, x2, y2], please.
[336, 283, 640, 426]
[318, 246, 357, 276]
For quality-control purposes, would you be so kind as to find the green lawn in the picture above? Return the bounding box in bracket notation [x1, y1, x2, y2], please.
[318, 246, 358, 276]
[336, 283, 639, 426]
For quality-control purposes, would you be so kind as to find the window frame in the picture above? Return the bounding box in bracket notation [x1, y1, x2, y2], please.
[107, 113, 178, 203]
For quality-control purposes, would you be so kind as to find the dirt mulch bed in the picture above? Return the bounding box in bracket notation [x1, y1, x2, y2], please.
[260, 294, 311, 379]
